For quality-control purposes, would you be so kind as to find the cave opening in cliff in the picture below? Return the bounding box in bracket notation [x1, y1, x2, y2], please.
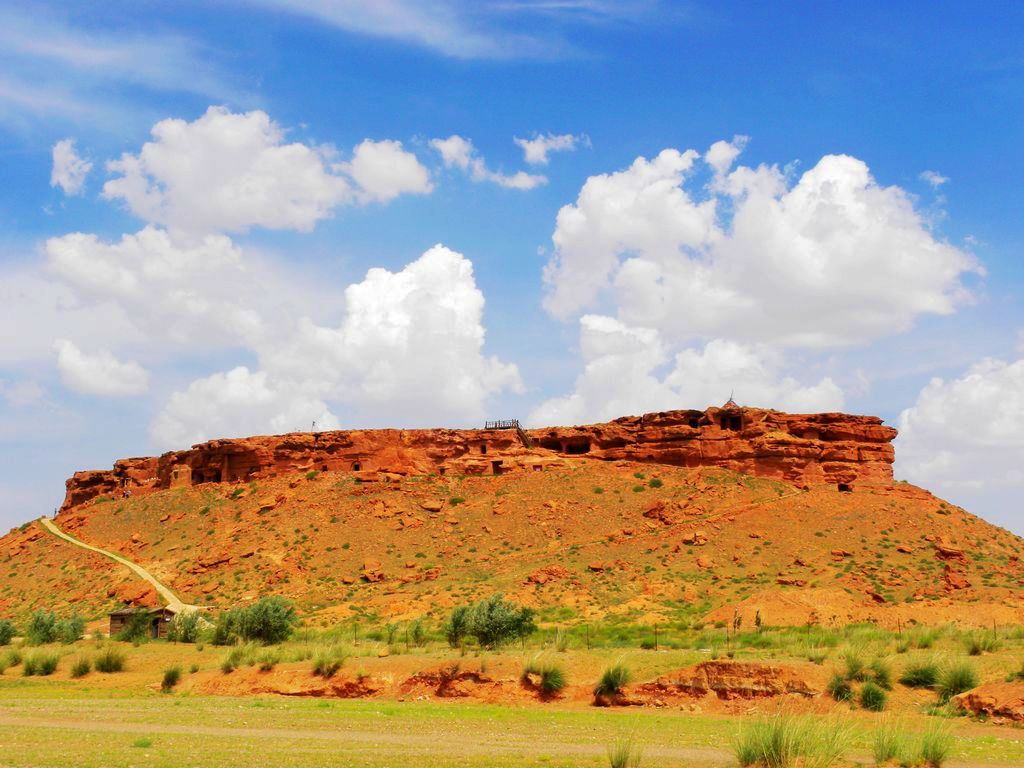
[539, 437, 562, 452]
[838, 483, 853, 493]
[191, 470, 203, 485]
[565, 439, 591, 455]
[352, 462, 361, 471]
[491, 461, 503, 475]
[721, 414, 743, 431]
[688, 417, 700, 428]
[480, 443, 488, 455]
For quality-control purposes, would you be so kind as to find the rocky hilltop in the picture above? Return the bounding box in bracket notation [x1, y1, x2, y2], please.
[61, 405, 897, 513]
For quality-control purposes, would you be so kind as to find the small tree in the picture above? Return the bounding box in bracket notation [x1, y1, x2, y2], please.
[211, 610, 238, 646]
[56, 614, 85, 644]
[26, 610, 58, 645]
[236, 597, 297, 644]
[166, 611, 202, 643]
[445, 606, 471, 648]
[468, 594, 536, 649]
[0, 618, 15, 646]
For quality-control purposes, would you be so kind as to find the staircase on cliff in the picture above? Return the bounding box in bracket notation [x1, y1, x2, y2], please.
[485, 419, 533, 449]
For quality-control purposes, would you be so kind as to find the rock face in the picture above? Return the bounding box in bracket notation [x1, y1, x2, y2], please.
[954, 683, 1024, 722]
[60, 405, 896, 513]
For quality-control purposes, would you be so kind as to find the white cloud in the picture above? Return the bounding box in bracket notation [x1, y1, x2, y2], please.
[341, 139, 433, 203]
[152, 366, 338, 447]
[54, 339, 149, 396]
[514, 132, 587, 165]
[50, 139, 93, 195]
[45, 226, 269, 349]
[431, 134, 547, 190]
[920, 170, 949, 189]
[705, 134, 748, 177]
[543, 143, 981, 348]
[103, 106, 353, 234]
[897, 358, 1024, 493]
[152, 244, 522, 447]
[529, 315, 842, 426]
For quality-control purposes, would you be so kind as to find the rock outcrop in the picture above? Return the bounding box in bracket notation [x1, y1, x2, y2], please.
[60, 405, 896, 513]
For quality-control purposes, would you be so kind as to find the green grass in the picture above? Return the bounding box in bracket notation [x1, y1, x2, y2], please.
[521, 659, 567, 698]
[94, 647, 126, 673]
[161, 665, 181, 692]
[859, 681, 887, 712]
[70, 656, 91, 678]
[594, 663, 631, 698]
[937, 661, 978, 703]
[732, 714, 852, 768]
[900, 660, 939, 689]
[22, 651, 59, 677]
[607, 737, 642, 768]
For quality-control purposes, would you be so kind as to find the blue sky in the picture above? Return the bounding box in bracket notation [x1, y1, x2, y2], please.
[1, 1, 1022, 533]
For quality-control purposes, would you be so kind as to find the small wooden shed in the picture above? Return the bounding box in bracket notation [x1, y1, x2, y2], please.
[108, 606, 176, 639]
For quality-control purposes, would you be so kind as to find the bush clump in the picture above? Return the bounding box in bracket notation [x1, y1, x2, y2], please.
[964, 632, 1000, 656]
[312, 646, 348, 678]
[211, 597, 298, 646]
[860, 681, 888, 712]
[607, 737, 642, 768]
[25, 610, 58, 645]
[521, 659, 567, 698]
[166, 611, 203, 643]
[116, 610, 154, 643]
[594, 663, 631, 699]
[22, 651, 59, 676]
[900, 661, 939, 689]
[919, 721, 953, 767]
[443, 595, 536, 650]
[0, 618, 15, 646]
[70, 657, 91, 678]
[826, 673, 853, 702]
[937, 661, 978, 703]
[161, 666, 182, 692]
[94, 647, 126, 673]
[732, 714, 851, 768]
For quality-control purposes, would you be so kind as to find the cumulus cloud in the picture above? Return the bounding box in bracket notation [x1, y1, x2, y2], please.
[896, 358, 1024, 498]
[529, 315, 842, 426]
[102, 106, 352, 234]
[54, 339, 148, 396]
[431, 134, 547, 190]
[543, 142, 981, 348]
[514, 132, 587, 165]
[50, 139, 92, 195]
[341, 139, 433, 203]
[151, 245, 522, 447]
[152, 366, 338, 447]
[45, 226, 270, 349]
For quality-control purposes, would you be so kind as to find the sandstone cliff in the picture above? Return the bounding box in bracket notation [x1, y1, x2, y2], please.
[60, 405, 896, 514]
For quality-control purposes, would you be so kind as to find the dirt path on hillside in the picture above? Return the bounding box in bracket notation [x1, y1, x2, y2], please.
[38, 517, 198, 613]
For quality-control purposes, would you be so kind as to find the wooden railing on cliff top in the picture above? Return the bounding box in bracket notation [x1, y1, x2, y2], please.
[484, 419, 533, 449]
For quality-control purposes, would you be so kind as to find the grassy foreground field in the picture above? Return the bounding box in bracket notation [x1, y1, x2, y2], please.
[0, 687, 1023, 768]
[2, 630, 1024, 768]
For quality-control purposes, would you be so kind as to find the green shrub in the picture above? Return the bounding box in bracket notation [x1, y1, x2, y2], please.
[257, 650, 279, 671]
[860, 681, 887, 712]
[870, 658, 893, 690]
[594, 663, 631, 698]
[211, 611, 237, 646]
[0, 618, 15, 646]
[220, 658, 236, 674]
[5, 649, 22, 668]
[94, 647, 126, 673]
[732, 714, 852, 768]
[900, 661, 939, 689]
[826, 673, 853, 702]
[607, 737, 642, 768]
[133, 738, 152, 749]
[842, 651, 867, 682]
[919, 721, 953, 767]
[115, 611, 153, 643]
[189, 663, 200, 674]
[312, 647, 347, 678]
[305, 470, 320, 480]
[444, 605, 471, 647]
[166, 611, 202, 643]
[522, 660, 567, 698]
[236, 597, 298, 644]
[25, 609, 57, 645]
[70, 657, 91, 678]
[55, 614, 85, 644]
[161, 665, 181, 692]
[964, 632, 1000, 656]
[648, 478, 663, 489]
[23, 651, 59, 676]
[937, 661, 978, 702]
[449, 496, 465, 506]
[444, 595, 536, 650]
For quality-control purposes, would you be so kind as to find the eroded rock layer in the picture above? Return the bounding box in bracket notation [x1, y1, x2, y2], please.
[60, 405, 896, 513]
